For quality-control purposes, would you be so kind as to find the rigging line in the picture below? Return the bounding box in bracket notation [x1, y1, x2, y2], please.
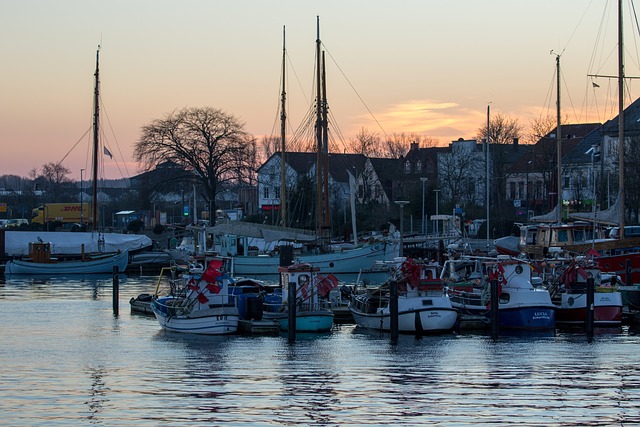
[587, 1, 614, 77]
[321, 42, 389, 141]
[630, 0, 640, 70]
[562, 0, 598, 53]
[99, 95, 129, 178]
[560, 67, 579, 123]
[58, 126, 92, 164]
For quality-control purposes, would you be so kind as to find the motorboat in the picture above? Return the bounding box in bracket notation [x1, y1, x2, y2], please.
[349, 258, 458, 334]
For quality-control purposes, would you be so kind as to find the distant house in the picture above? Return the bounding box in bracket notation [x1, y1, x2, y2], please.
[257, 151, 366, 216]
[437, 138, 487, 208]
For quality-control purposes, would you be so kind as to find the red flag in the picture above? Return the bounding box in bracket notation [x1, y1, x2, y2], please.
[197, 293, 209, 304]
[296, 283, 309, 301]
[187, 277, 199, 292]
[317, 273, 339, 297]
[202, 263, 221, 283]
[205, 282, 221, 294]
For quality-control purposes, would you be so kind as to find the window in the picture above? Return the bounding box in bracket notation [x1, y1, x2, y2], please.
[274, 187, 280, 199]
[263, 186, 269, 199]
[404, 161, 411, 173]
[416, 160, 422, 172]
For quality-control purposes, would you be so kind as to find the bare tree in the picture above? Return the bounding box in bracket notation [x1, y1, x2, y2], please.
[525, 113, 568, 145]
[134, 107, 254, 217]
[259, 135, 280, 163]
[476, 112, 523, 145]
[349, 128, 383, 157]
[35, 162, 71, 201]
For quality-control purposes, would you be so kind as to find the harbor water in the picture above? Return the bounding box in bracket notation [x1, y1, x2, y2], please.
[1, 274, 640, 426]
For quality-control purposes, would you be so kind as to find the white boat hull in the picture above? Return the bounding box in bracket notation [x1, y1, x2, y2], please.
[152, 299, 239, 335]
[350, 294, 458, 333]
[5, 250, 129, 275]
[226, 242, 400, 277]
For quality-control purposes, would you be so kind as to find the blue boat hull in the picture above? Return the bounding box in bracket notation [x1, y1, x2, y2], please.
[498, 306, 555, 331]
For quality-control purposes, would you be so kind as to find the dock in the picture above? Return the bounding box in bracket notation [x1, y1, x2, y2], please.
[238, 319, 281, 335]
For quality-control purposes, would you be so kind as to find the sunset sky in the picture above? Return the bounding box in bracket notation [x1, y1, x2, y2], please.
[1, 0, 638, 180]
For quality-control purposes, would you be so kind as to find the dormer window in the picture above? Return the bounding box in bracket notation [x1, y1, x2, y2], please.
[404, 160, 411, 173]
[416, 160, 422, 172]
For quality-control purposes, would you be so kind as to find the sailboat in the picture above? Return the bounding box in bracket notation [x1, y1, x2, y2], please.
[5, 47, 142, 275]
[209, 20, 399, 282]
[499, 5, 640, 275]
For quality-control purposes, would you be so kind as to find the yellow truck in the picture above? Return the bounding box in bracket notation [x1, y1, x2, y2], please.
[31, 203, 93, 225]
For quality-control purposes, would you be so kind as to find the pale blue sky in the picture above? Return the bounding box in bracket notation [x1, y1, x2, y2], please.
[0, 0, 635, 179]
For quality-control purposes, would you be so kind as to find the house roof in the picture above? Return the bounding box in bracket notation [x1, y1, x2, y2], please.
[509, 123, 602, 172]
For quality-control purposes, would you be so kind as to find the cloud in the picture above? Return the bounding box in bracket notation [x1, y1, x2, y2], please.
[352, 99, 485, 143]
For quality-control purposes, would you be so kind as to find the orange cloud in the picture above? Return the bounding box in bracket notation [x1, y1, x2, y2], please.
[352, 99, 485, 144]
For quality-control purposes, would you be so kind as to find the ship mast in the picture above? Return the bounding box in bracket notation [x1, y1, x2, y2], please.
[618, 0, 626, 238]
[280, 26, 287, 227]
[91, 46, 100, 230]
[555, 53, 562, 224]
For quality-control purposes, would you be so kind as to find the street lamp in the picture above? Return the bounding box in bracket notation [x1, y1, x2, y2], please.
[526, 160, 532, 221]
[80, 168, 85, 226]
[420, 177, 428, 235]
[433, 189, 440, 236]
[395, 200, 409, 257]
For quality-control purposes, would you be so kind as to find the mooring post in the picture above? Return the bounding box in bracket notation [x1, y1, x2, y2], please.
[490, 278, 499, 338]
[287, 280, 296, 343]
[586, 276, 595, 340]
[112, 266, 120, 316]
[390, 279, 399, 343]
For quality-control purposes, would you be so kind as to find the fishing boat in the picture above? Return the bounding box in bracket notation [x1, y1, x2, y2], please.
[4, 241, 128, 275]
[548, 256, 622, 327]
[151, 259, 239, 335]
[263, 263, 336, 332]
[349, 258, 458, 334]
[444, 255, 555, 331]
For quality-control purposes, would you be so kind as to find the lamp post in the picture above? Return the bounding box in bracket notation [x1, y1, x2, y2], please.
[80, 168, 85, 227]
[420, 177, 428, 235]
[395, 200, 409, 257]
[433, 189, 440, 236]
[591, 144, 598, 245]
[526, 160, 532, 221]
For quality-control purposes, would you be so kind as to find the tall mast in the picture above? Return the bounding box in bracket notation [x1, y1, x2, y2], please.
[280, 26, 287, 227]
[618, 0, 626, 238]
[485, 104, 490, 248]
[555, 53, 562, 224]
[315, 16, 323, 239]
[321, 50, 330, 235]
[92, 46, 100, 230]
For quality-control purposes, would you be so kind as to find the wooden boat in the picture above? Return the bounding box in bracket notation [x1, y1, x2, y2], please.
[349, 258, 458, 334]
[263, 263, 335, 332]
[151, 260, 239, 335]
[548, 258, 622, 327]
[4, 242, 128, 275]
[443, 255, 555, 331]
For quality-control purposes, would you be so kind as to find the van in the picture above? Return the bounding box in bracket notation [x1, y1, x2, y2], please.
[609, 225, 640, 239]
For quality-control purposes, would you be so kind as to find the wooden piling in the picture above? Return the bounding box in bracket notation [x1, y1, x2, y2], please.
[287, 280, 296, 343]
[586, 277, 595, 340]
[112, 266, 120, 316]
[490, 279, 499, 337]
[390, 279, 398, 343]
